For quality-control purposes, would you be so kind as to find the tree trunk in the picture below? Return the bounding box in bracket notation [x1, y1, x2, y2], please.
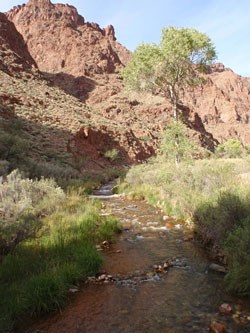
[169, 86, 180, 165]
[173, 100, 178, 122]
[173, 99, 180, 165]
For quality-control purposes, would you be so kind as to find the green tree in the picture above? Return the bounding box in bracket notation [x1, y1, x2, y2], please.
[122, 26, 216, 121]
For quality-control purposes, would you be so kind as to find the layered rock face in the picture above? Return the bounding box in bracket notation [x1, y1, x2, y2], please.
[6, 0, 130, 76]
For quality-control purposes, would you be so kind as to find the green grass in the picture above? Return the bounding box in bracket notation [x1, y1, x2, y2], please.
[0, 192, 120, 332]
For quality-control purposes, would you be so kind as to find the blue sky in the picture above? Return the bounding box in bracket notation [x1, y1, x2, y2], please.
[1, 0, 249, 77]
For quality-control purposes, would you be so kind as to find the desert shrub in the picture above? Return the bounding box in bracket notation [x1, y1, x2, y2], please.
[215, 139, 244, 158]
[0, 126, 30, 170]
[0, 160, 9, 176]
[27, 159, 79, 182]
[104, 148, 120, 162]
[124, 158, 248, 219]
[159, 121, 198, 163]
[224, 218, 250, 296]
[194, 190, 250, 247]
[0, 170, 65, 253]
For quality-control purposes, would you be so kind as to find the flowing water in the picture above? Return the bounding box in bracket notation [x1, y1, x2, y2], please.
[21, 182, 250, 333]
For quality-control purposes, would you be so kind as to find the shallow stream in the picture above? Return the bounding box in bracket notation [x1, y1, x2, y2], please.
[21, 182, 250, 333]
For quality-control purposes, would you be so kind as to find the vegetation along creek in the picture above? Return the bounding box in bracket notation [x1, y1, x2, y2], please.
[1, 1, 250, 332]
[17, 181, 250, 333]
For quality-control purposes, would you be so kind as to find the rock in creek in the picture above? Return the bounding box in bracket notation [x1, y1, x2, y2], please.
[219, 303, 232, 315]
[209, 263, 227, 273]
[68, 288, 79, 293]
[210, 321, 227, 333]
[87, 274, 115, 284]
[153, 259, 174, 273]
[101, 240, 110, 249]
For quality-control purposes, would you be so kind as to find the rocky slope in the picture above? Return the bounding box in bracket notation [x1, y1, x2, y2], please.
[0, 10, 155, 180]
[2, 0, 250, 177]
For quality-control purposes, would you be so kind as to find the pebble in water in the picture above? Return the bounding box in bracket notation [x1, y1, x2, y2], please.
[209, 263, 227, 273]
[210, 321, 227, 333]
[219, 303, 232, 315]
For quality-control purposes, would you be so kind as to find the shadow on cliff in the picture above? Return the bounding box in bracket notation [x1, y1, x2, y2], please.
[0, 106, 155, 179]
[43, 72, 96, 102]
[179, 103, 219, 151]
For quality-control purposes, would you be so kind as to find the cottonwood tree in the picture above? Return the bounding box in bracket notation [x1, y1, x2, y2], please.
[122, 26, 216, 122]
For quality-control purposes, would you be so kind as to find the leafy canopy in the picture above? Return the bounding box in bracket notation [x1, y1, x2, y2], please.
[122, 27, 216, 116]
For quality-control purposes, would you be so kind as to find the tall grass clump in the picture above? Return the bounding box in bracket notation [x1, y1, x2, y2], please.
[0, 185, 120, 331]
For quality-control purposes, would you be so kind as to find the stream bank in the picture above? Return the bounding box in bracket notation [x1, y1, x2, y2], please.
[17, 182, 250, 333]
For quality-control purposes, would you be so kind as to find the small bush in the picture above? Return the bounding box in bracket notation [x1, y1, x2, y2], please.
[104, 148, 120, 162]
[224, 219, 250, 296]
[0, 170, 65, 253]
[0, 160, 9, 176]
[159, 121, 199, 163]
[194, 191, 250, 247]
[0, 127, 30, 170]
[215, 139, 244, 158]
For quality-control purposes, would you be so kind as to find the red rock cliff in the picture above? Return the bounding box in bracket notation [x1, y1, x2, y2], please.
[6, 0, 130, 76]
[0, 12, 37, 75]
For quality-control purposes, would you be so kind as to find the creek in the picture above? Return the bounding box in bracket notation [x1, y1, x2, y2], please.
[21, 182, 250, 333]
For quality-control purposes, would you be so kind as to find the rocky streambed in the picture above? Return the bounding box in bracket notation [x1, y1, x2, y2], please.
[19, 182, 250, 333]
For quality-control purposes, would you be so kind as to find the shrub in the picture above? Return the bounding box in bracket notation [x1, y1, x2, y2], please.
[224, 219, 250, 296]
[0, 128, 30, 169]
[0, 170, 65, 253]
[215, 139, 244, 158]
[104, 148, 120, 162]
[159, 120, 201, 163]
[194, 190, 250, 247]
[0, 160, 9, 176]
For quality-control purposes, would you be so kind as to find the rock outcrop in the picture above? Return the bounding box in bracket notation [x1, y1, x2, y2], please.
[183, 64, 250, 145]
[0, 12, 37, 75]
[0, 10, 153, 174]
[6, 0, 130, 76]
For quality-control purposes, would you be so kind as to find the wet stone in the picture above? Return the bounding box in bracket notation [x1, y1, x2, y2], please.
[209, 263, 227, 273]
[163, 215, 171, 221]
[69, 288, 79, 293]
[219, 303, 232, 315]
[210, 321, 227, 333]
[101, 240, 110, 249]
